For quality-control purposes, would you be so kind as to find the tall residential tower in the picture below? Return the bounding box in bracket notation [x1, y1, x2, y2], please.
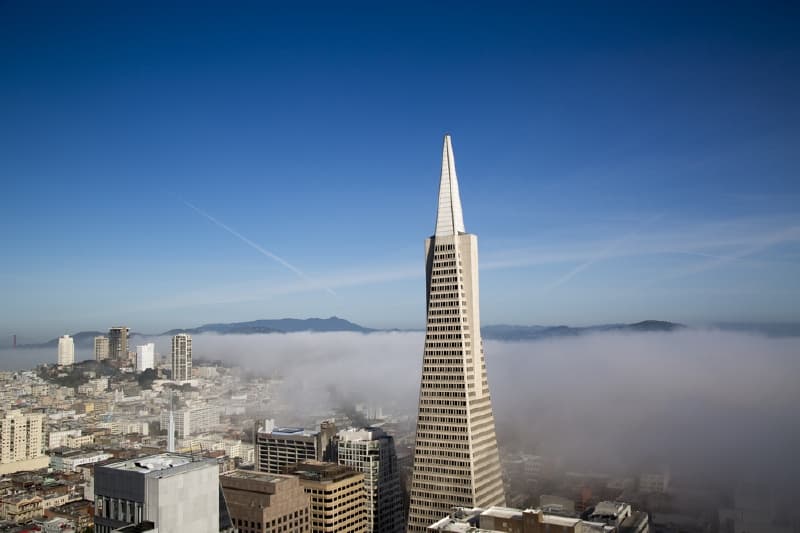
[171, 333, 192, 381]
[407, 135, 506, 531]
[57, 334, 74, 366]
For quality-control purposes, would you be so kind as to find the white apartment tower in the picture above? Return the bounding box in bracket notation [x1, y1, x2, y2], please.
[94, 336, 110, 361]
[136, 342, 155, 372]
[0, 410, 45, 474]
[337, 427, 404, 533]
[171, 333, 192, 381]
[407, 135, 506, 531]
[57, 334, 75, 366]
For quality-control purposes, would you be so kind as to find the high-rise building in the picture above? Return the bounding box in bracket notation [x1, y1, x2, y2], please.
[220, 470, 311, 533]
[407, 135, 506, 531]
[57, 335, 74, 366]
[108, 327, 130, 362]
[94, 336, 110, 361]
[0, 410, 47, 475]
[159, 401, 221, 438]
[136, 343, 155, 372]
[337, 427, 404, 533]
[93, 453, 220, 533]
[255, 420, 337, 475]
[171, 333, 192, 381]
[287, 460, 366, 533]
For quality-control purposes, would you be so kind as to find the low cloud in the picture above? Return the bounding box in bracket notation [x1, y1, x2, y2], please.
[3, 329, 798, 490]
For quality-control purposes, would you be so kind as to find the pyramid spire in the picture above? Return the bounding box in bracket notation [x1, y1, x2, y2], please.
[434, 134, 466, 236]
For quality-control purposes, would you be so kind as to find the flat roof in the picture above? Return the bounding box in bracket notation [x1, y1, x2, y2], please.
[482, 506, 523, 520]
[101, 453, 215, 477]
[221, 470, 293, 483]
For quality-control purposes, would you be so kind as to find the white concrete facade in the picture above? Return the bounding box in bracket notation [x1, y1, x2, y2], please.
[58, 335, 75, 366]
[136, 343, 155, 372]
[407, 136, 506, 532]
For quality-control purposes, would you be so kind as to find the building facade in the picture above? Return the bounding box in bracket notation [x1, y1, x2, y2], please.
[0, 409, 46, 475]
[136, 343, 155, 372]
[220, 470, 311, 533]
[255, 420, 337, 475]
[171, 333, 192, 381]
[108, 327, 130, 362]
[287, 461, 366, 533]
[94, 453, 219, 533]
[95, 336, 110, 361]
[57, 335, 74, 366]
[407, 135, 506, 531]
[337, 427, 404, 533]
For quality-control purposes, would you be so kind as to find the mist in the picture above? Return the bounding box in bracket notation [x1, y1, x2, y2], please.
[2, 328, 798, 491]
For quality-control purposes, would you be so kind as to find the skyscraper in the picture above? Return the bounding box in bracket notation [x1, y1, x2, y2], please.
[136, 342, 155, 372]
[94, 336, 109, 361]
[57, 334, 74, 366]
[337, 427, 404, 533]
[171, 333, 192, 381]
[108, 326, 130, 362]
[407, 135, 506, 531]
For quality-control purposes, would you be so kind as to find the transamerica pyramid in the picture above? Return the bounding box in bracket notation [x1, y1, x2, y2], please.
[407, 134, 506, 531]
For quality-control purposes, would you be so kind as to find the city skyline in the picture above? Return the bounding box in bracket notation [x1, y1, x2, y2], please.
[2, 2, 799, 338]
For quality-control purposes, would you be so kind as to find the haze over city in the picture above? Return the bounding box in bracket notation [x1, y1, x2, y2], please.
[1, 2, 799, 533]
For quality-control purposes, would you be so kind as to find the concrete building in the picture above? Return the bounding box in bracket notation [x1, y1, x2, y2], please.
[220, 469, 311, 533]
[95, 336, 110, 361]
[108, 327, 130, 362]
[50, 448, 113, 472]
[159, 402, 220, 438]
[171, 334, 192, 382]
[58, 335, 75, 366]
[287, 460, 366, 533]
[255, 419, 337, 475]
[136, 343, 155, 373]
[337, 427, 403, 533]
[428, 503, 649, 532]
[94, 453, 219, 533]
[0, 409, 47, 475]
[407, 135, 506, 531]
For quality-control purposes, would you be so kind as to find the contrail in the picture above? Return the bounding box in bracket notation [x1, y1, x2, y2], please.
[183, 200, 336, 296]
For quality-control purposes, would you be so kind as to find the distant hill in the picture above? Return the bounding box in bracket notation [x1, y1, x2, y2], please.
[481, 320, 685, 341]
[159, 316, 373, 336]
[17, 318, 687, 348]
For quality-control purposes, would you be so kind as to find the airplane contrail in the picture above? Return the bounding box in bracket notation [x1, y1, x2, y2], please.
[183, 200, 336, 296]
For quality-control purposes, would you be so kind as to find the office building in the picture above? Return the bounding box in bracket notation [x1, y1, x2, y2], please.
[159, 402, 220, 438]
[0, 409, 47, 475]
[171, 333, 192, 381]
[136, 343, 155, 372]
[108, 327, 130, 362]
[287, 460, 366, 533]
[94, 453, 219, 533]
[337, 427, 403, 533]
[220, 470, 311, 533]
[255, 419, 337, 475]
[57, 334, 74, 366]
[95, 336, 110, 361]
[407, 135, 506, 531]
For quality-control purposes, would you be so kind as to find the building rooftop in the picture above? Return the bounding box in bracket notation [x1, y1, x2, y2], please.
[221, 470, 293, 484]
[286, 460, 361, 483]
[100, 453, 216, 478]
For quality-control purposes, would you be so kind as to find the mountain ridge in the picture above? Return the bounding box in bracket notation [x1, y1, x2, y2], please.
[15, 317, 685, 348]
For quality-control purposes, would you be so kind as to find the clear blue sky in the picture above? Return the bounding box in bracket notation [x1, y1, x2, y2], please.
[2, 1, 798, 340]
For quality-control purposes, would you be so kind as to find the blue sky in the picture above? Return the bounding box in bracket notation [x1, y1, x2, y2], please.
[1, 1, 799, 340]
